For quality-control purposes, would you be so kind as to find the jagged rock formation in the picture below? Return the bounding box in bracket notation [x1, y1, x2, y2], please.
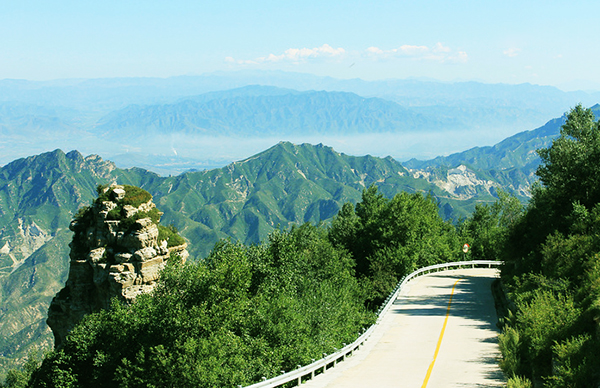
[47, 184, 188, 347]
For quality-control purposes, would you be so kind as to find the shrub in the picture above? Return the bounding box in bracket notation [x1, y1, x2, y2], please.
[499, 325, 521, 377]
[507, 375, 532, 388]
[158, 225, 186, 248]
[545, 334, 598, 388]
[120, 185, 152, 208]
[516, 290, 580, 380]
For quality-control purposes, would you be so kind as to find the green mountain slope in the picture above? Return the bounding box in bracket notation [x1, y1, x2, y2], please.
[0, 150, 162, 373]
[407, 104, 600, 171]
[403, 104, 600, 199]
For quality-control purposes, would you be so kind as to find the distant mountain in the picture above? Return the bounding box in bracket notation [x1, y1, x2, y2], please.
[405, 115, 564, 171]
[96, 86, 457, 137]
[2, 72, 598, 172]
[4, 72, 596, 112]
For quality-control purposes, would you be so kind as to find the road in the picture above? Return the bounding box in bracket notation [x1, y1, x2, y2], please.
[303, 268, 505, 388]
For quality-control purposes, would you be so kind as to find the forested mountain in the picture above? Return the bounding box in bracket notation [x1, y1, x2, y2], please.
[406, 104, 600, 171]
[403, 104, 600, 200]
[0, 151, 160, 374]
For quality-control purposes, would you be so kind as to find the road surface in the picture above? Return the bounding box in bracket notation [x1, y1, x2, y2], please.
[303, 268, 505, 388]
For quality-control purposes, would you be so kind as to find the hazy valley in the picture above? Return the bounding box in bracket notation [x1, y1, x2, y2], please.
[2, 71, 599, 175]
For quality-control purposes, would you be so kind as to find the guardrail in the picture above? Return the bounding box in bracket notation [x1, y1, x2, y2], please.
[242, 260, 502, 388]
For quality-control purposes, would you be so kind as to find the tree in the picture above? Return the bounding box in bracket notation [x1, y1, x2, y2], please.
[504, 105, 600, 274]
[461, 190, 523, 261]
[498, 105, 600, 386]
[329, 186, 460, 306]
[29, 225, 374, 387]
[536, 104, 600, 229]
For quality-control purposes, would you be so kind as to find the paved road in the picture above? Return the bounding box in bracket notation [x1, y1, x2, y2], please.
[303, 268, 505, 388]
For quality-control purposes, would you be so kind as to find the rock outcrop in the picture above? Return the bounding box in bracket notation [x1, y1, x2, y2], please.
[47, 184, 188, 347]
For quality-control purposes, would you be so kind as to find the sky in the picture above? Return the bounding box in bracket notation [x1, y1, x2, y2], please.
[1, 0, 599, 89]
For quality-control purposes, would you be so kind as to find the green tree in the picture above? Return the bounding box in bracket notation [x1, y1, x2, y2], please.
[504, 104, 600, 275]
[461, 190, 523, 261]
[499, 105, 600, 386]
[329, 186, 460, 306]
[537, 104, 600, 213]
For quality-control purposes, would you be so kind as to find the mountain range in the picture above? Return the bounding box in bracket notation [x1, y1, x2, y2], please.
[2, 71, 599, 175]
[0, 101, 587, 376]
[96, 87, 456, 137]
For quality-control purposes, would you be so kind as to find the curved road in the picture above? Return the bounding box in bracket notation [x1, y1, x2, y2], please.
[303, 268, 505, 388]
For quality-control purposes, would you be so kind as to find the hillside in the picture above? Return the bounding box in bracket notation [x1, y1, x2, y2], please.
[0, 151, 160, 373]
[401, 105, 600, 199]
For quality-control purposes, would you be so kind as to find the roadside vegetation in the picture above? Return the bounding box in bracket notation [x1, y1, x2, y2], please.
[498, 104, 600, 387]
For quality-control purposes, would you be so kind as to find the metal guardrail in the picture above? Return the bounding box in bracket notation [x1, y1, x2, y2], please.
[243, 260, 502, 388]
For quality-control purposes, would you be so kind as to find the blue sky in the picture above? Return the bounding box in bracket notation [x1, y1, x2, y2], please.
[2, 0, 599, 89]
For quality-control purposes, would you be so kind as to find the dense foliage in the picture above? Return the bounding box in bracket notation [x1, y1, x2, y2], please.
[498, 105, 600, 387]
[20, 224, 372, 388]
[329, 187, 462, 306]
[459, 190, 523, 262]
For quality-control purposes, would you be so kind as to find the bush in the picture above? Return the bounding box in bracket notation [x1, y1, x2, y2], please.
[507, 375, 532, 388]
[499, 325, 521, 377]
[516, 290, 579, 379]
[545, 334, 599, 388]
[158, 225, 185, 248]
[120, 185, 152, 208]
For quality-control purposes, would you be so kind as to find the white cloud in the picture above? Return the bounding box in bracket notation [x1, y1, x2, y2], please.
[364, 42, 466, 63]
[503, 48, 521, 57]
[366, 46, 384, 55]
[227, 44, 346, 65]
[227, 42, 466, 66]
[432, 42, 451, 53]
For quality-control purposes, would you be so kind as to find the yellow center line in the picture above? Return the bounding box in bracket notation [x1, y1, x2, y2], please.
[421, 278, 463, 388]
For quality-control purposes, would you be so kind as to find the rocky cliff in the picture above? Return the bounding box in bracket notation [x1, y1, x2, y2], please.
[47, 184, 188, 347]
